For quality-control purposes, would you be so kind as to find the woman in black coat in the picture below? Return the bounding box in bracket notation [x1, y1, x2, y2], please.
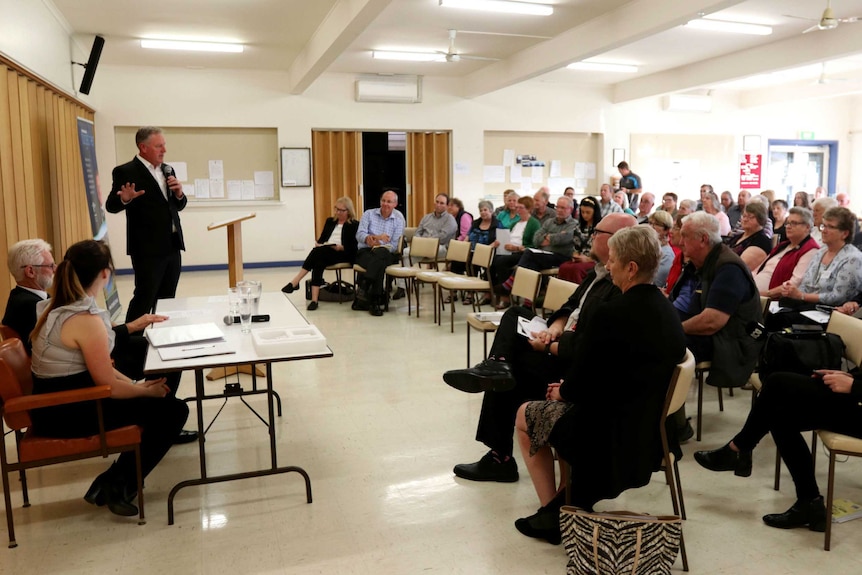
[282, 197, 359, 310]
[513, 225, 687, 544]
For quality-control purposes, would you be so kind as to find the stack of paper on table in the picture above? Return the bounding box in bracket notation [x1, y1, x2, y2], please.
[145, 322, 225, 347]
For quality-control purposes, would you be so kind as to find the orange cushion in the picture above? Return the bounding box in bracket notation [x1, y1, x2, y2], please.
[18, 425, 142, 463]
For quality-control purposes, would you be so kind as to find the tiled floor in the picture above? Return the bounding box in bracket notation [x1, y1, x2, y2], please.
[3, 267, 861, 574]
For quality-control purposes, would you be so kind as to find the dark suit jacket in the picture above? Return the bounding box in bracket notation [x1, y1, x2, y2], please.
[317, 218, 360, 261]
[106, 157, 187, 258]
[551, 283, 687, 507]
[2, 286, 42, 352]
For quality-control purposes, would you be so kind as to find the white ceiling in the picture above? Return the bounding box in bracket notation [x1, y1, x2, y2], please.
[50, 0, 862, 105]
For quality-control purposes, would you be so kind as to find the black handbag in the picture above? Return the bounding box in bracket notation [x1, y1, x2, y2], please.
[758, 330, 845, 382]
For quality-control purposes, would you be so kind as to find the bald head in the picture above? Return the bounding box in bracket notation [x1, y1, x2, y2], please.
[836, 192, 851, 208]
[591, 213, 638, 264]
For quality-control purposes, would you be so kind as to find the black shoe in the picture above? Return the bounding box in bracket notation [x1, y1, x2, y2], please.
[763, 496, 826, 532]
[453, 451, 519, 482]
[307, 301, 319, 311]
[103, 480, 139, 517]
[694, 443, 752, 477]
[370, 304, 384, 317]
[173, 429, 199, 445]
[515, 507, 562, 545]
[281, 283, 296, 294]
[83, 472, 110, 507]
[443, 359, 516, 393]
[392, 287, 406, 300]
[677, 421, 694, 444]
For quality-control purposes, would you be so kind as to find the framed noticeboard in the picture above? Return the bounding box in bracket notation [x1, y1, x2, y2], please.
[280, 147, 311, 187]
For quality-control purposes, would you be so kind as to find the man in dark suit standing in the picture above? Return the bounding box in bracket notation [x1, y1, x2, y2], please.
[106, 127, 187, 322]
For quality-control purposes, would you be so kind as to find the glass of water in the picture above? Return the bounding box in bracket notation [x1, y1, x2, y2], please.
[227, 287, 240, 325]
[238, 286, 253, 334]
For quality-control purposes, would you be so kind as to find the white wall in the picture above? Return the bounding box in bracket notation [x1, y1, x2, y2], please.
[1, 3, 857, 270]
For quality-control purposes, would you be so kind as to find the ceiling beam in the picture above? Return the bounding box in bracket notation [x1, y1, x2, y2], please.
[288, 0, 393, 94]
[461, 0, 743, 99]
[739, 77, 862, 109]
[613, 23, 862, 103]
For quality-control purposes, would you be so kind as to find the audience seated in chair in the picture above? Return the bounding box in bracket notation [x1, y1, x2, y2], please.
[281, 197, 359, 310]
[494, 196, 577, 309]
[28, 239, 188, 517]
[512, 225, 687, 544]
[727, 201, 772, 273]
[694, 368, 862, 533]
[669, 212, 762, 434]
[394, 193, 457, 300]
[354, 190, 405, 317]
[490, 196, 540, 307]
[557, 196, 603, 284]
[753, 207, 819, 300]
[441, 214, 636, 484]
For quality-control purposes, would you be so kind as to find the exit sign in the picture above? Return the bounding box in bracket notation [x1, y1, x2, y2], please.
[799, 131, 815, 140]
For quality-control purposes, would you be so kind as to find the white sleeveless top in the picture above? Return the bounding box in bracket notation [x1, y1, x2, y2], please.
[31, 296, 115, 378]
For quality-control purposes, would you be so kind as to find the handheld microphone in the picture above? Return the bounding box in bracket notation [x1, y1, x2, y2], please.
[162, 163, 174, 180]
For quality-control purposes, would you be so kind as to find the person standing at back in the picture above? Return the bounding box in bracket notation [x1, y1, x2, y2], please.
[617, 161, 642, 214]
[106, 127, 186, 322]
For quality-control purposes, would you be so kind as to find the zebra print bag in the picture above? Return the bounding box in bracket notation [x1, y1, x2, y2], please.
[560, 507, 682, 575]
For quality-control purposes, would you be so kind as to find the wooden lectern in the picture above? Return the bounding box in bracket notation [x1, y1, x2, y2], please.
[206, 213, 264, 380]
[207, 213, 257, 287]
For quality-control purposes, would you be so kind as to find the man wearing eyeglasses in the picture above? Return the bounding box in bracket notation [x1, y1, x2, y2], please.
[442, 213, 636, 483]
[3, 239, 55, 351]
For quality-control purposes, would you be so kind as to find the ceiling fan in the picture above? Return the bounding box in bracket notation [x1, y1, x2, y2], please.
[785, 0, 861, 33]
[436, 29, 499, 62]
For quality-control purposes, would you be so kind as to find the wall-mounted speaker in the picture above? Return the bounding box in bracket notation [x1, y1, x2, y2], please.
[77, 35, 105, 95]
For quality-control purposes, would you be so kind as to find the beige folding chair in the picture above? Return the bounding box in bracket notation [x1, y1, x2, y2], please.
[439, 243, 495, 333]
[464, 267, 540, 366]
[415, 239, 471, 323]
[385, 236, 440, 316]
[539, 277, 578, 319]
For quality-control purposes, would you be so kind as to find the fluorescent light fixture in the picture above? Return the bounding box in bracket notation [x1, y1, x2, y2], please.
[685, 18, 772, 36]
[439, 0, 553, 17]
[567, 61, 639, 73]
[372, 50, 446, 62]
[140, 39, 244, 53]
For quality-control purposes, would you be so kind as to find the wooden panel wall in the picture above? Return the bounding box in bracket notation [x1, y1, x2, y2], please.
[0, 55, 94, 315]
[407, 131, 450, 226]
[311, 131, 362, 237]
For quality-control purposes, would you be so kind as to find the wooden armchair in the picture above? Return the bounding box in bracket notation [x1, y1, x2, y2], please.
[0, 338, 145, 548]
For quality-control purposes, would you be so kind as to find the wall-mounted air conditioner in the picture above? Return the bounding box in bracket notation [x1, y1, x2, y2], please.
[355, 75, 422, 104]
[662, 94, 712, 113]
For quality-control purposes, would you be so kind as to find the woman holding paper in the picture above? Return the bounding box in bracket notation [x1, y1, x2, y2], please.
[29, 240, 188, 517]
[281, 197, 359, 310]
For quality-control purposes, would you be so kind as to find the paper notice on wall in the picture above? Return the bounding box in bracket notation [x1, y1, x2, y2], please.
[241, 180, 255, 200]
[194, 178, 210, 199]
[208, 160, 224, 180]
[226, 180, 242, 200]
[454, 162, 470, 175]
[503, 149, 515, 167]
[171, 162, 188, 182]
[483, 165, 506, 183]
[209, 179, 225, 199]
[531, 167, 544, 183]
[574, 162, 587, 179]
[550, 160, 561, 178]
[255, 184, 274, 199]
[585, 162, 597, 180]
[510, 164, 522, 183]
[254, 171, 274, 186]
[548, 177, 575, 192]
[575, 179, 588, 189]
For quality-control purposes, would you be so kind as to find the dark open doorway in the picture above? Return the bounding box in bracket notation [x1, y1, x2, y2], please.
[362, 132, 407, 217]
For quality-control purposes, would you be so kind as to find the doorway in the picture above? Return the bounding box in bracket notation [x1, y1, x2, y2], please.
[767, 139, 838, 201]
[362, 132, 407, 218]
